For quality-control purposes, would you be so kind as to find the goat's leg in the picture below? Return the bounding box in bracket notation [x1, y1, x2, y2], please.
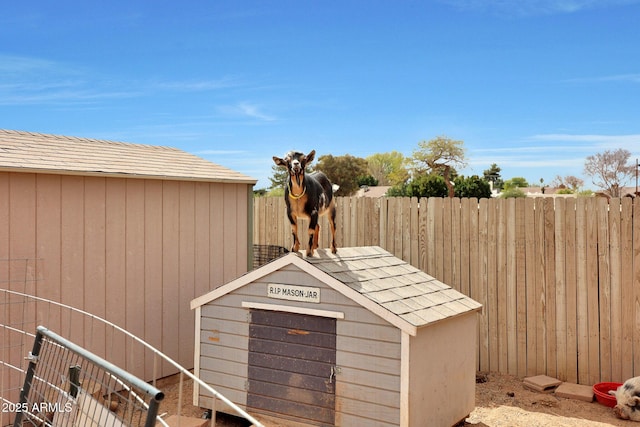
[288, 213, 300, 253]
[328, 205, 337, 254]
[312, 224, 320, 252]
[307, 212, 319, 257]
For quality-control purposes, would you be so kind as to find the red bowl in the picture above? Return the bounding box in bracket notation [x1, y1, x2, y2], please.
[593, 382, 623, 407]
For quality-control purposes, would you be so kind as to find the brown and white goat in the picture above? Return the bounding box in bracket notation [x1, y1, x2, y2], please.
[272, 150, 337, 256]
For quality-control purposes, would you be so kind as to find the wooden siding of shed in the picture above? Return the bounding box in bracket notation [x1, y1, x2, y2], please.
[408, 313, 477, 426]
[197, 264, 402, 427]
[0, 172, 251, 380]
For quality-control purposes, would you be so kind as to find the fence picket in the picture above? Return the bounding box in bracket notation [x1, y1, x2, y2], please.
[610, 198, 622, 383]
[555, 197, 567, 381]
[575, 197, 590, 385]
[621, 198, 634, 381]
[633, 198, 640, 378]
[564, 198, 578, 384]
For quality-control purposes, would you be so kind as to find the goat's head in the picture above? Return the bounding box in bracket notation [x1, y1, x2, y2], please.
[273, 150, 316, 182]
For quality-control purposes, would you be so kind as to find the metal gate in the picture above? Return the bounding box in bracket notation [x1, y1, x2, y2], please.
[247, 310, 337, 426]
[13, 326, 164, 427]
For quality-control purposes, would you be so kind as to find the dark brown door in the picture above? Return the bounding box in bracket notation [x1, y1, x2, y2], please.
[247, 309, 337, 426]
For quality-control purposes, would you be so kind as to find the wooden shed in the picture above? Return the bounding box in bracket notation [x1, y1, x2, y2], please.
[0, 129, 256, 380]
[191, 246, 482, 427]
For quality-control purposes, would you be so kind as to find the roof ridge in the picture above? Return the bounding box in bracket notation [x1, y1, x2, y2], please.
[0, 129, 179, 151]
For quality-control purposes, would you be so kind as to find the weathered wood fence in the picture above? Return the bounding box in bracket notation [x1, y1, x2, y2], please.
[254, 196, 640, 386]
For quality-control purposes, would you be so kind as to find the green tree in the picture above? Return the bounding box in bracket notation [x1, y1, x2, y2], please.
[483, 163, 503, 191]
[387, 173, 449, 198]
[412, 136, 466, 198]
[268, 163, 290, 191]
[407, 174, 448, 198]
[357, 175, 378, 187]
[366, 151, 409, 186]
[454, 175, 492, 199]
[503, 177, 529, 189]
[500, 188, 527, 198]
[316, 154, 369, 196]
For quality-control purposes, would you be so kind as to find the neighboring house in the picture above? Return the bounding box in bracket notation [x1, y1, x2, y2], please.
[0, 129, 256, 380]
[355, 185, 391, 198]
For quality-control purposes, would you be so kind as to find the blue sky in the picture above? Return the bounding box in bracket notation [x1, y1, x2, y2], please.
[1, 1, 639, 190]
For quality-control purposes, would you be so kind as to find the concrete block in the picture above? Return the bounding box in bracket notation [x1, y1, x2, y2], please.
[158, 415, 209, 427]
[555, 382, 595, 402]
[523, 375, 562, 393]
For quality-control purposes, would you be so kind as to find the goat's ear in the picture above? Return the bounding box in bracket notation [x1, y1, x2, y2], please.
[273, 156, 286, 166]
[305, 150, 316, 164]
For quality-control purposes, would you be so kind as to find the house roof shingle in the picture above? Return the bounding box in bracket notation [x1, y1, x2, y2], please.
[0, 129, 256, 184]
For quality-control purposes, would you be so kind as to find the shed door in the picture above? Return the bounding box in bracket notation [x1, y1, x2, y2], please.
[247, 309, 336, 426]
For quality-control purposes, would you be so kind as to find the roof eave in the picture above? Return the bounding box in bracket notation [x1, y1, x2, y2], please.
[0, 166, 258, 185]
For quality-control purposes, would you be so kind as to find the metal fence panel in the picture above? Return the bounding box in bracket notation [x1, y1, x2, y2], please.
[14, 326, 163, 427]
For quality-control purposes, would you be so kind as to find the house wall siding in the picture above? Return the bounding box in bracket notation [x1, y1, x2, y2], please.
[197, 264, 402, 426]
[0, 171, 251, 380]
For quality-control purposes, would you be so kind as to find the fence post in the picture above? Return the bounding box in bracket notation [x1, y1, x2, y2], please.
[13, 328, 45, 427]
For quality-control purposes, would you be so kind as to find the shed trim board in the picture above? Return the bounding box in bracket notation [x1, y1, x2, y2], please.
[242, 301, 345, 319]
[193, 306, 202, 405]
[400, 331, 410, 427]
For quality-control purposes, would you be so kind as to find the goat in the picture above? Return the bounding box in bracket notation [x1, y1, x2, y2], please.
[272, 150, 337, 256]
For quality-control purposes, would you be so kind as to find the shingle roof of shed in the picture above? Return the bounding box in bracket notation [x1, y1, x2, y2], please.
[191, 246, 482, 335]
[0, 129, 256, 184]
[306, 246, 482, 328]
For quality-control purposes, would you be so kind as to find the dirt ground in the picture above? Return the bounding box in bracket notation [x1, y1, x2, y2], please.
[158, 372, 632, 426]
[466, 372, 630, 427]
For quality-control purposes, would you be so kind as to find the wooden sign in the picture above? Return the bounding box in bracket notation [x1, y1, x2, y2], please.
[267, 284, 320, 303]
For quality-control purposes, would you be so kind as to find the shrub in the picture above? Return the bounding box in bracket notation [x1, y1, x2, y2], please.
[500, 188, 527, 198]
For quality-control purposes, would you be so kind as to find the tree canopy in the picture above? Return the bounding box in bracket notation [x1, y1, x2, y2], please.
[316, 153, 369, 196]
[503, 177, 529, 189]
[366, 151, 409, 186]
[412, 136, 466, 197]
[583, 148, 636, 197]
[454, 175, 492, 199]
[483, 163, 503, 191]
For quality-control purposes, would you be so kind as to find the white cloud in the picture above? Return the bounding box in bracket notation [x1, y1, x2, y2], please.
[564, 74, 640, 84]
[440, 0, 640, 16]
[528, 133, 640, 150]
[216, 102, 276, 122]
[152, 77, 242, 92]
[195, 149, 248, 155]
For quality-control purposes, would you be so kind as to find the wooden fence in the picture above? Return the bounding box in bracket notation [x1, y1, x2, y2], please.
[253, 196, 640, 386]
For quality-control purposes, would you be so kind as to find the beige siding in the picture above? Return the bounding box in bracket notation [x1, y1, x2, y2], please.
[408, 314, 477, 426]
[0, 172, 251, 381]
[197, 264, 401, 426]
